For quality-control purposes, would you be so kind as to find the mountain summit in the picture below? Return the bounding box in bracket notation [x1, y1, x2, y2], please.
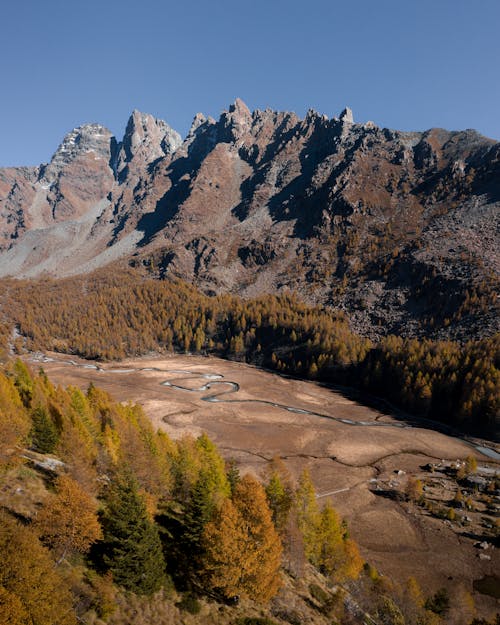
[0, 100, 498, 341]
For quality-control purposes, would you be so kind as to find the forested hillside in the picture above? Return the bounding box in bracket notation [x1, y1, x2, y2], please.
[2, 269, 498, 437]
[1, 360, 496, 625]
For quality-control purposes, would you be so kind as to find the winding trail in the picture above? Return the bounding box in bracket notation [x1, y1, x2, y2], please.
[33, 354, 500, 461]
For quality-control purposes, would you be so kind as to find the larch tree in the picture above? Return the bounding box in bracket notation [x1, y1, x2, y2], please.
[264, 456, 293, 535]
[0, 371, 30, 466]
[0, 510, 76, 625]
[10, 359, 33, 408]
[312, 501, 346, 575]
[295, 468, 321, 561]
[0, 587, 29, 625]
[202, 475, 282, 603]
[294, 471, 363, 582]
[405, 477, 424, 503]
[35, 474, 102, 563]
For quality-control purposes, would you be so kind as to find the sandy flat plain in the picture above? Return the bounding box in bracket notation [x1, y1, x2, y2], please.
[35, 352, 500, 612]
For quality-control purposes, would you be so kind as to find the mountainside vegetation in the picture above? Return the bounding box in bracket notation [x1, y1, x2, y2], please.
[2, 269, 498, 437]
[1, 100, 499, 624]
[1, 102, 498, 343]
[0, 360, 495, 625]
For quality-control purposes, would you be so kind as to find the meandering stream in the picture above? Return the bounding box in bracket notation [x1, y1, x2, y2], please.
[32, 354, 500, 461]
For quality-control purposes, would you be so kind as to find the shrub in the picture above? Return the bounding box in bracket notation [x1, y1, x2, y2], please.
[309, 583, 330, 604]
[176, 593, 201, 614]
[425, 587, 450, 616]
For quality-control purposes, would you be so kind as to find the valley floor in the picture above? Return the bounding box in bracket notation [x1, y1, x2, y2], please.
[31, 351, 500, 616]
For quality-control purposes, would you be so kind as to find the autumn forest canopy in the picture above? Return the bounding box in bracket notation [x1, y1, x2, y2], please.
[0, 359, 368, 624]
[0, 264, 499, 623]
[0, 268, 498, 437]
[2, 359, 495, 625]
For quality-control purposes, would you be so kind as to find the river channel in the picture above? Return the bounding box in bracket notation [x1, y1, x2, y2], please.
[31, 354, 500, 462]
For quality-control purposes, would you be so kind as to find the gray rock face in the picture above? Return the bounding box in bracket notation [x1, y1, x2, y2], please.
[339, 107, 354, 124]
[116, 110, 181, 179]
[41, 124, 114, 183]
[0, 100, 498, 342]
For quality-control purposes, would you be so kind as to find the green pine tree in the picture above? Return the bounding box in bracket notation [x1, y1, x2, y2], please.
[98, 469, 166, 595]
[183, 472, 220, 557]
[265, 471, 293, 534]
[226, 458, 241, 495]
[12, 359, 33, 408]
[158, 434, 232, 587]
[30, 406, 59, 453]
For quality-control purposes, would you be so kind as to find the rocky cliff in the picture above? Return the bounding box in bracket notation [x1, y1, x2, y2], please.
[0, 100, 498, 341]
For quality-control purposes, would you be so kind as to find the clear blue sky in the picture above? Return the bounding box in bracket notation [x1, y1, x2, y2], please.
[1, 0, 499, 166]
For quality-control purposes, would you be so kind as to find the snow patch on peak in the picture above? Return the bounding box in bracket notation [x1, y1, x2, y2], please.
[41, 124, 114, 182]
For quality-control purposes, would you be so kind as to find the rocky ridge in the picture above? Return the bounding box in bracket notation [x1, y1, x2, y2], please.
[0, 100, 498, 341]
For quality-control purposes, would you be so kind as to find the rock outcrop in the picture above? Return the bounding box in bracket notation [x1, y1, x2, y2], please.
[0, 100, 498, 341]
[115, 110, 181, 180]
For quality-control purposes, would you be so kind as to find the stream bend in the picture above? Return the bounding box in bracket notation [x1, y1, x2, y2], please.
[34, 355, 500, 460]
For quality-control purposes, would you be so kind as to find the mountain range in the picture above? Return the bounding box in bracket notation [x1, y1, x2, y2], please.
[1, 99, 498, 341]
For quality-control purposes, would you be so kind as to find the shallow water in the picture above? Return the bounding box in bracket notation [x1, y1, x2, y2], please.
[32, 354, 500, 462]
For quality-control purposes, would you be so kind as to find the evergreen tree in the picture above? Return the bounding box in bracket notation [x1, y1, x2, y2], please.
[180, 471, 222, 578]
[159, 434, 231, 586]
[30, 406, 59, 453]
[264, 457, 293, 535]
[97, 469, 166, 595]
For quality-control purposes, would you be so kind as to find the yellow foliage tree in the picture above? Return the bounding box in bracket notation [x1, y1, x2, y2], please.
[295, 468, 321, 562]
[203, 475, 282, 603]
[0, 372, 31, 466]
[0, 510, 76, 625]
[295, 471, 363, 582]
[310, 502, 363, 582]
[0, 587, 29, 625]
[35, 474, 102, 563]
[406, 477, 424, 503]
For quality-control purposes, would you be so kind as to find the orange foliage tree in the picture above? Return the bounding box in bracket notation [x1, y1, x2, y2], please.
[35, 474, 102, 563]
[203, 475, 282, 603]
[0, 510, 76, 625]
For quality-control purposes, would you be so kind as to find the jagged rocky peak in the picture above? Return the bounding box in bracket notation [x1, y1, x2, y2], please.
[219, 98, 253, 141]
[186, 112, 216, 139]
[41, 123, 114, 181]
[228, 97, 252, 118]
[117, 110, 182, 176]
[190, 112, 208, 133]
[303, 109, 329, 129]
[178, 112, 218, 159]
[339, 107, 354, 124]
